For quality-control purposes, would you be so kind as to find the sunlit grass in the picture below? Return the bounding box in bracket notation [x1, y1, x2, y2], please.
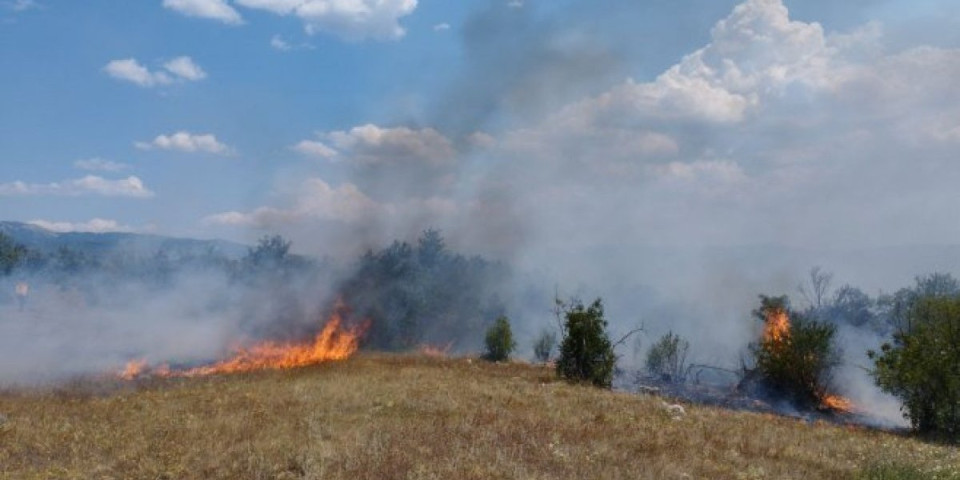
[0, 354, 957, 479]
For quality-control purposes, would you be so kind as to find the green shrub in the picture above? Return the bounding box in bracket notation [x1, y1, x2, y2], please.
[556, 299, 616, 388]
[483, 316, 516, 362]
[749, 295, 839, 408]
[869, 293, 960, 438]
[533, 330, 556, 363]
[645, 331, 689, 383]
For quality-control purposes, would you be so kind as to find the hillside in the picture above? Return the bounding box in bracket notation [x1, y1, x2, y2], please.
[0, 355, 957, 480]
[0, 221, 247, 258]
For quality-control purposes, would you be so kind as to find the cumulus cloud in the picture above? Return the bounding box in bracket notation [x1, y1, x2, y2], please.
[482, 0, 960, 252]
[28, 218, 139, 234]
[322, 124, 456, 167]
[234, 0, 418, 41]
[136, 131, 232, 155]
[0, 176, 154, 198]
[270, 34, 292, 51]
[162, 56, 207, 81]
[104, 56, 207, 88]
[292, 139, 337, 158]
[162, 0, 243, 25]
[74, 158, 129, 172]
[204, 179, 384, 226]
[203, 177, 456, 234]
[433, 23, 450, 32]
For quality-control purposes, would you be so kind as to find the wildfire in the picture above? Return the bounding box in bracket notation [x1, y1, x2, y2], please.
[119, 309, 367, 379]
[761, 307, 856, 414]
[119, 359, 148, 381]
[418, 342, 453, 358]
[763, 308, 791, 344]
[821, 394, 854, 413]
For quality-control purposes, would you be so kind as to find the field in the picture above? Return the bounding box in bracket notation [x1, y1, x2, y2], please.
[1, 355, 958, 480]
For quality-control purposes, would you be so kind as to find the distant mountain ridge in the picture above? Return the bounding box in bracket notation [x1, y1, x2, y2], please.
[0, 221, 248, 258]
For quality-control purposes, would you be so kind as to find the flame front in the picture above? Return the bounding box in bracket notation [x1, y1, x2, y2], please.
[119, 309, 366, 379]
[763, 308, 791, 344]
[821, 394, 854, 413]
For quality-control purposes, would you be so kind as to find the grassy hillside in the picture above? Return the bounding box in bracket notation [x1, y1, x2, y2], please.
[0, 355, 957, 480]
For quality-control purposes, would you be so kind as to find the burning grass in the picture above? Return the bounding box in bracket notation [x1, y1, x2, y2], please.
[1, 355, 958, 480]
[119, 308, 367, 380]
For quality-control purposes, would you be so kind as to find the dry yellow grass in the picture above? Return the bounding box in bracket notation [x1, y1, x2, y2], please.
[0, 354, 957, 480]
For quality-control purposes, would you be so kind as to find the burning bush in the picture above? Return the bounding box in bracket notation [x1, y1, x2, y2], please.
[483, 316, 516, 362]
[869, 292, 960, 438]
[747, 295, 840, 409]
[556, 298, 616, 388]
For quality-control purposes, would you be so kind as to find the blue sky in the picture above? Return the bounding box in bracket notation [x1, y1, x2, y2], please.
[2, 0, 960, 256]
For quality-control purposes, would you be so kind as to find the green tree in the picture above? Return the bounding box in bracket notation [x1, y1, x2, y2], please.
[646, 331, 690, 383]
[749, 295, 840, 408]
[0, 233, 27, 275]
[556, 299, 616, 388]
[869, 294, 960, 438]
[483, 316, 516, 362]
[245, 235, 292, 269]
[533, 329, 556, 363]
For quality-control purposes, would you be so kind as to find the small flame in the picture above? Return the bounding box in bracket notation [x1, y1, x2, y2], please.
[119, 359, 148, 380]
[821, 394, 854, 413]
[118, 308, 367, 379]
[418, 342, 453, 358]
[763, 308, 791, 344]
[759, 307, 858, 414]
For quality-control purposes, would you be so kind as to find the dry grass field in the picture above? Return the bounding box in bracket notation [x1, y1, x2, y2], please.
[1, 354, 958, 480]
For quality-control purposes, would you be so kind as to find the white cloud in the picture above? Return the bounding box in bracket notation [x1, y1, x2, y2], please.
[0, 176, 154, 198]
[28, 218, 138, 234]
[507, 0, 522, 8]
[136, 131, 232, 155]
[462, 0, 960, 251]
[234, 0, 300, 14]
[104, 56, 207, 88]
[104, 59, 172, 88]
[235, 0, 418, 41]
[162, 0, 243, 25]
[204, 177, 456, 229]
[433, 23, 450, 32]
[204, 179, 382, 226]
[162, 56, 207, 81]
[323, 124, 456, 167]
[270, 34, 292, 51]
[74, 158, 129, 172]
[292, 139, 338, 158]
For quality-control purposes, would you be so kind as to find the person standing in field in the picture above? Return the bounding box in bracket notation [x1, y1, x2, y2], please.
[15, 282, 28, 312]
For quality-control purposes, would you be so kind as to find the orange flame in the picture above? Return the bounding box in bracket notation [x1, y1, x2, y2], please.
[760, 307, 856, 414]
[821, 394, 854, 413]
[763, 308, 791, 344]
[118, 309, 367, 379]
[418, 342, 453, 358]
[119, 359, 148, 380]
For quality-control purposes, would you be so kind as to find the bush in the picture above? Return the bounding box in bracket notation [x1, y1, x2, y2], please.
[645, 331, 689, 383]
[483, 316, 516, 362]
[556, 298, 616, 388]
[869, 293, 960, 438]
[533, 330, 556, 363]
[749, 295, 839, 408]
[0, 233, 27, 276]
